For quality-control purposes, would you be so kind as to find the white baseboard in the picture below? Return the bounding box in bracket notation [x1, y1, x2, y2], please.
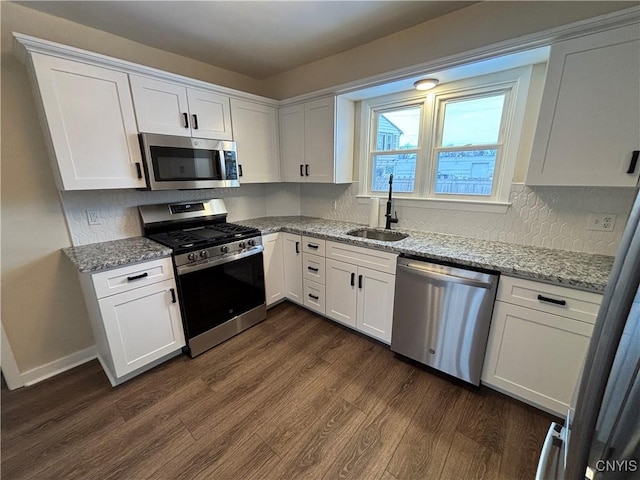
[21, 346, 97, 387]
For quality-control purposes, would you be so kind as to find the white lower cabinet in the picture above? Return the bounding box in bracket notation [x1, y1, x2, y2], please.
[282, 233, 303, 305]
[79, 257, 185, 386]
[482, 276, 602, 416]
[325, 242, 397, 343]
[262, 233, 285, 306]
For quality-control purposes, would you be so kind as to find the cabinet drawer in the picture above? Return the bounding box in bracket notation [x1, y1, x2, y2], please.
[303, 279, 325, 315]
[92, 257, 174, 299]
[303, 253, 326, 285]
[497, 276, 602, 324]
[327, 241, 397, 275]
[302, 236, 326, 256]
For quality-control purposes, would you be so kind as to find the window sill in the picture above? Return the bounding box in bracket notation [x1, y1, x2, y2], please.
[356, 195, 511, 214]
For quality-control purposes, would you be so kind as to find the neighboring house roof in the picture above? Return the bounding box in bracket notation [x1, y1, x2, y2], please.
[379, 115, 404, 135]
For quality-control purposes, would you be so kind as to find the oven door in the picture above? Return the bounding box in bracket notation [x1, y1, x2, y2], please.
[176, 248, 266, 354]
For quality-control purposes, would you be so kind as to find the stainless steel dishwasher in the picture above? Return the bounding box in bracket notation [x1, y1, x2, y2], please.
[391, 257, 499, 386]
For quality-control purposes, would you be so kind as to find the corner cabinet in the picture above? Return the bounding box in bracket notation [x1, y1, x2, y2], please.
[78, 258, 185, 386]
[129, 75, 233, 140]
[482, 276, 602, 416]
[279, 96, 355, 183]
[28, 53, 146, 190]
[526, 23, 640, 187]
[230, 99, 281, 183]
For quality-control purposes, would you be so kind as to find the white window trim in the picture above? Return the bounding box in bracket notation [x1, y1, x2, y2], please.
[357, 66, 533, 211]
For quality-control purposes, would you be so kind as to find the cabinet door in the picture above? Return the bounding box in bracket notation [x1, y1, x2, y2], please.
[262, 233, 285, 306]
[282, 233, 303, 305]
[356, 266, 395, 344]
[279, 104, 306, 182]
[527, 24, 640, 187]
[31, 54, 146, 190]
[186, 88, 233, 140]
[325, 259, 357, 328]
[230, 99, 280, 182]
[98, 279, 185, 377]
[129, 75, 191, 137]
[304, 97, 336, 183]
[482, 301, 593, 416]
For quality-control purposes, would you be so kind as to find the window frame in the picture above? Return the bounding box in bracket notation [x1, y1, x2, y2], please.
[358, 66, 533, 210]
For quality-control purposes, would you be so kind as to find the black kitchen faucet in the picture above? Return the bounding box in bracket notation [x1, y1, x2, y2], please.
[385, 174, 399, 230]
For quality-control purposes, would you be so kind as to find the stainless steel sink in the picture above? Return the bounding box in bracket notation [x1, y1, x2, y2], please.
[347, 228, 408, 242]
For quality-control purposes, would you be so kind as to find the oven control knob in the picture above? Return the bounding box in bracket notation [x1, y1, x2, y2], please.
[238, 241, 246, 249]
[221, 245, 229, 253]
[187, 253, 197, 262]
[248, 239, 256, 247]
[200, 250, 209, 259]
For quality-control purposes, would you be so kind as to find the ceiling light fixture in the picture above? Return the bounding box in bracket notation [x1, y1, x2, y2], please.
[413, 78, 439, 91]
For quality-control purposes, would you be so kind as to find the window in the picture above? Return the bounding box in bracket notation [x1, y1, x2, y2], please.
[359, 67, 532, 208]
[433, 93, 505, 197]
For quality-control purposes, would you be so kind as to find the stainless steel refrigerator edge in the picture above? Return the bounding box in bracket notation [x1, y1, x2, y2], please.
[390, 259, 498, 386]
[537, 189, 640, 480]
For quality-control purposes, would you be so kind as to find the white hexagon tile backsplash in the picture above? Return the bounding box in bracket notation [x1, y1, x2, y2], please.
[299, 183, 637, 256]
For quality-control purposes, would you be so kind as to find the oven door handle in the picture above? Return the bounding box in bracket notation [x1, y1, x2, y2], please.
[176, 246, 264, 276]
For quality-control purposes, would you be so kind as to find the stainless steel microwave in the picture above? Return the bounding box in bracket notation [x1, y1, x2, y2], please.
[139, 133, 239, 190]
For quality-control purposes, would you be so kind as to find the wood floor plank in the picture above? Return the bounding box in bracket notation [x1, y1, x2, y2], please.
[455, 387, 508, 455]
[192, 434, 281, 480]
[254, 397, 367, 480]
[255, 338, 378, 457]
[1, 361, 113, 440]
[1, 302, 552, 480]
[499, 400, 553, 480]
[1, 403, 125, 479]
[439, 432, 502, 480]
[35, 378, 205, 480]
[340, 347, 414, 414]
[321, 368, 432, 480]
[386, 374, 470, 479]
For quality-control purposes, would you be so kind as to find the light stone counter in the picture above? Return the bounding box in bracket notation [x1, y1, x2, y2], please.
[63, 237, 172, 273]
[237, 216, 613, 293]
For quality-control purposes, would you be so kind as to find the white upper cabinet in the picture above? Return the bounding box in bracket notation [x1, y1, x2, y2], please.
[230, 98, 280, 183]
[130, 75, 233, 140]
[279, 96, 355, 183]
[527, 24, 640, 187]
[30, 53, 146, 190]
[280, 104, 306, 181]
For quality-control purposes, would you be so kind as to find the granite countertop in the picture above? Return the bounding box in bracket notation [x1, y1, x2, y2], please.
[63, 237, 172, 273]
[237, 216, 614, 293]
[62, 216, 614, 292]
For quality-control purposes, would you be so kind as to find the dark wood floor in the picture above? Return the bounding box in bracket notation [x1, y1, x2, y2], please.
[2, 302, 554, 479]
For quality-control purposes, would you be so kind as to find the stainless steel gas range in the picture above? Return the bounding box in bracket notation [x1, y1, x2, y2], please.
[139, 199, 266, 357]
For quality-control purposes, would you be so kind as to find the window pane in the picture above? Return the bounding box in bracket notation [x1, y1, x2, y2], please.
[441, 95, 505, 147]
[376, 107, 420, 151]
[371, 153, 416, 193]
[434, 149, 497, 196]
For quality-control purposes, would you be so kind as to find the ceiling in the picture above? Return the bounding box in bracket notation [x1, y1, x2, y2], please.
[17, 1, 476, 79]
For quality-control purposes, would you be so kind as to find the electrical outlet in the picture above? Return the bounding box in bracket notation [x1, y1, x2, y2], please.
[587, 213, 616, 232]
[86, 210, 102, 225]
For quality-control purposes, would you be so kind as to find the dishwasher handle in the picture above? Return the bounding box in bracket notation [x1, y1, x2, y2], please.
[397, 262, 495, 289]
